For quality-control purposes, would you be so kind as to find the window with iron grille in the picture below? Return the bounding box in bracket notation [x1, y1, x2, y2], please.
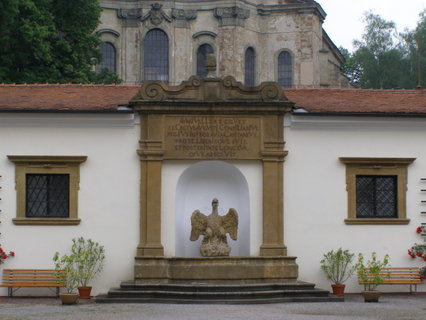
[144, 29, 169, 81]
[244, 47, 255, 86]
[8, 155, 86, 225]
[356, 175, 397, 218]
[340, 157, 414, 225]
[197, 44, 214, 78]
[26, 174, 69, 218]
[97, 42, 116, 73]
[278, 51, 292, 88]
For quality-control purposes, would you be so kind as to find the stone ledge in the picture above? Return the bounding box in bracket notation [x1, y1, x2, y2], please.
[134, 256, 299, 283]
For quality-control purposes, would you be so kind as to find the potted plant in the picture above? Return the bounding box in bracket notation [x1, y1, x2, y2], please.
[357, 252, 390, 302]
[53, 252, 79, 305]
[69, 237, 105, 298]
[320, 248, 357, 296]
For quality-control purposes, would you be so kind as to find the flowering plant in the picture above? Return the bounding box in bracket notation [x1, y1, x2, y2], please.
[0, 247, 15, 264]
[420, 267, 426, 280]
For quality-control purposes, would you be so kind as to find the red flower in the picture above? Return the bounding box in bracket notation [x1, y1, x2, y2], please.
[9, 251, 15, 257]
[417, 252, 423, 257]
[417, 226, 423, 234]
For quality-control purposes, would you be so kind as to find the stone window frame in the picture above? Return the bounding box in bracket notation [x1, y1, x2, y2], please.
[142, 28, 170, 82]
[276, 49, 293, 88]
[244, 46, 256, 86]
[96, 29, 121, 78]
[192, 32, 217, 78]
[8, 155, 87, 225]
[340, 157, 415, 225]
[97, 41, 117, 73]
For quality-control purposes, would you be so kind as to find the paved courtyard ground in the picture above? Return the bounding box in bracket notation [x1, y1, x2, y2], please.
[0, 294, 425, 320]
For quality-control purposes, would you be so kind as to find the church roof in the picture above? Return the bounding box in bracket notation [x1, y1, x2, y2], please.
[0, 84, 425, 115]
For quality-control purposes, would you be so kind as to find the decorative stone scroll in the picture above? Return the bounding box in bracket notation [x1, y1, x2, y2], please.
[141, 3, 172, 26]
[117, 8, 142, 20]
[131, 76, 288, 103]
[214, 6, 250, 27]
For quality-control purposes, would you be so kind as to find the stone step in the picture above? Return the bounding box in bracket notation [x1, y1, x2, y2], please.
[96, 295, 343, 304]
[96, 281, 342, 304]
[118, 281, 318, 293]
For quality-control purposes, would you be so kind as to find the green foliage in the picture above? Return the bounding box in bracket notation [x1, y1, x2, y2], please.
[53, 237, 105, 290]
[0, 0, 120, 84]
[357, 252, 390, 291]
[90, 68, 122, 84]
[53, 251, 80, 293]
[320, 248, 357, 284]
[342, 10, 426, 89]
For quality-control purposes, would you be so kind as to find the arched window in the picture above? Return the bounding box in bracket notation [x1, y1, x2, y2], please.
[98, 42, 116, 73]
[197, 44, 214, 78]
[278, 51, 292, 88]
[144, 29, 169, 81]
[244, 47, 255, 86]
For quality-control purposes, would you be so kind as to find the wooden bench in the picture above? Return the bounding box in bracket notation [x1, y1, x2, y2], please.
[358, 267, 422, 293]
[1, 269, 66, 297]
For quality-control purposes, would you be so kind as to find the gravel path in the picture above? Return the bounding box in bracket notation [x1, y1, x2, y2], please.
[0, 294, 426, 320]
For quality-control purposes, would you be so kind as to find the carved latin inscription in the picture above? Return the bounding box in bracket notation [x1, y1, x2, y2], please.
[164, 116, 261, 159]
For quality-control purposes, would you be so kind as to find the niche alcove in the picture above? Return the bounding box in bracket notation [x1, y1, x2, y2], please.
[175, 160, 250, 257]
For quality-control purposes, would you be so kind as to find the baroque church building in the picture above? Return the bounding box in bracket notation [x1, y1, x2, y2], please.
[97, 0, 348, 87]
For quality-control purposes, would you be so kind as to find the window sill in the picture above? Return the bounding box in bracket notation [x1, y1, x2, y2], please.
[344, 218, 410, 225]
[12, 218, 81, 226]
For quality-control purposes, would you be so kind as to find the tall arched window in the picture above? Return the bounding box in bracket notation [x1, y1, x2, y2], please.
[244, 47, 255, 86]
[197, 44, 214, 78]
[278, 51, 292, 88]
[144, 29, 169, 81]
[98, 42, 116, 73]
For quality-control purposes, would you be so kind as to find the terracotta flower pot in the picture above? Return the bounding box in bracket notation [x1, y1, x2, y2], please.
[78, 286, 92, 299]
[331, 284, 345, 296]
[362, 290, 381, 302]
[59, 292, 79, 305]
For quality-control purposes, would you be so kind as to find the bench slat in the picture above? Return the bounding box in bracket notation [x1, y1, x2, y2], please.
[1, 269, 66, 295]
[358, 267, 423, 292]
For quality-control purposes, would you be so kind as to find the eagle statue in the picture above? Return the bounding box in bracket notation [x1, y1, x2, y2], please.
[190, 198, 238, 257]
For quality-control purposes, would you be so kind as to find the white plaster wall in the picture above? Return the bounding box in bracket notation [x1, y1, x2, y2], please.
[284, 115, 426, 293]
[0, 114, 140, 296]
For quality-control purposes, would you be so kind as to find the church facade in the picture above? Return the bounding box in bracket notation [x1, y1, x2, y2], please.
[97, 0, 348, 88]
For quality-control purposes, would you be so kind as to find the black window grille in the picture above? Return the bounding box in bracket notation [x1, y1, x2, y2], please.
[278, 51, 292, 88]
[144, 29, 169, 81]
[244, 47, 255, 86]
[98, 42, 116, 73]
[26, 174, 69, 218]
[197, 44, 214, 78]
[356, 175, 397, 218]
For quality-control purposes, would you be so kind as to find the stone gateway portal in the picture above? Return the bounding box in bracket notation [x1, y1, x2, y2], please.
[97, 76, 340, 303]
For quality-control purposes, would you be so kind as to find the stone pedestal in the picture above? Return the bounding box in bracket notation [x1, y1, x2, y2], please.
[134, 256, 298, 283]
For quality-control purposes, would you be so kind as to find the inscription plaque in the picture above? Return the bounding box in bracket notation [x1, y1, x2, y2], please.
[164, 116, 261, 159]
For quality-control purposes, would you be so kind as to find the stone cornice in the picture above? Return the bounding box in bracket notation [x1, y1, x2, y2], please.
[130, 76, 294, 115]
[257, 2, 326, 21]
